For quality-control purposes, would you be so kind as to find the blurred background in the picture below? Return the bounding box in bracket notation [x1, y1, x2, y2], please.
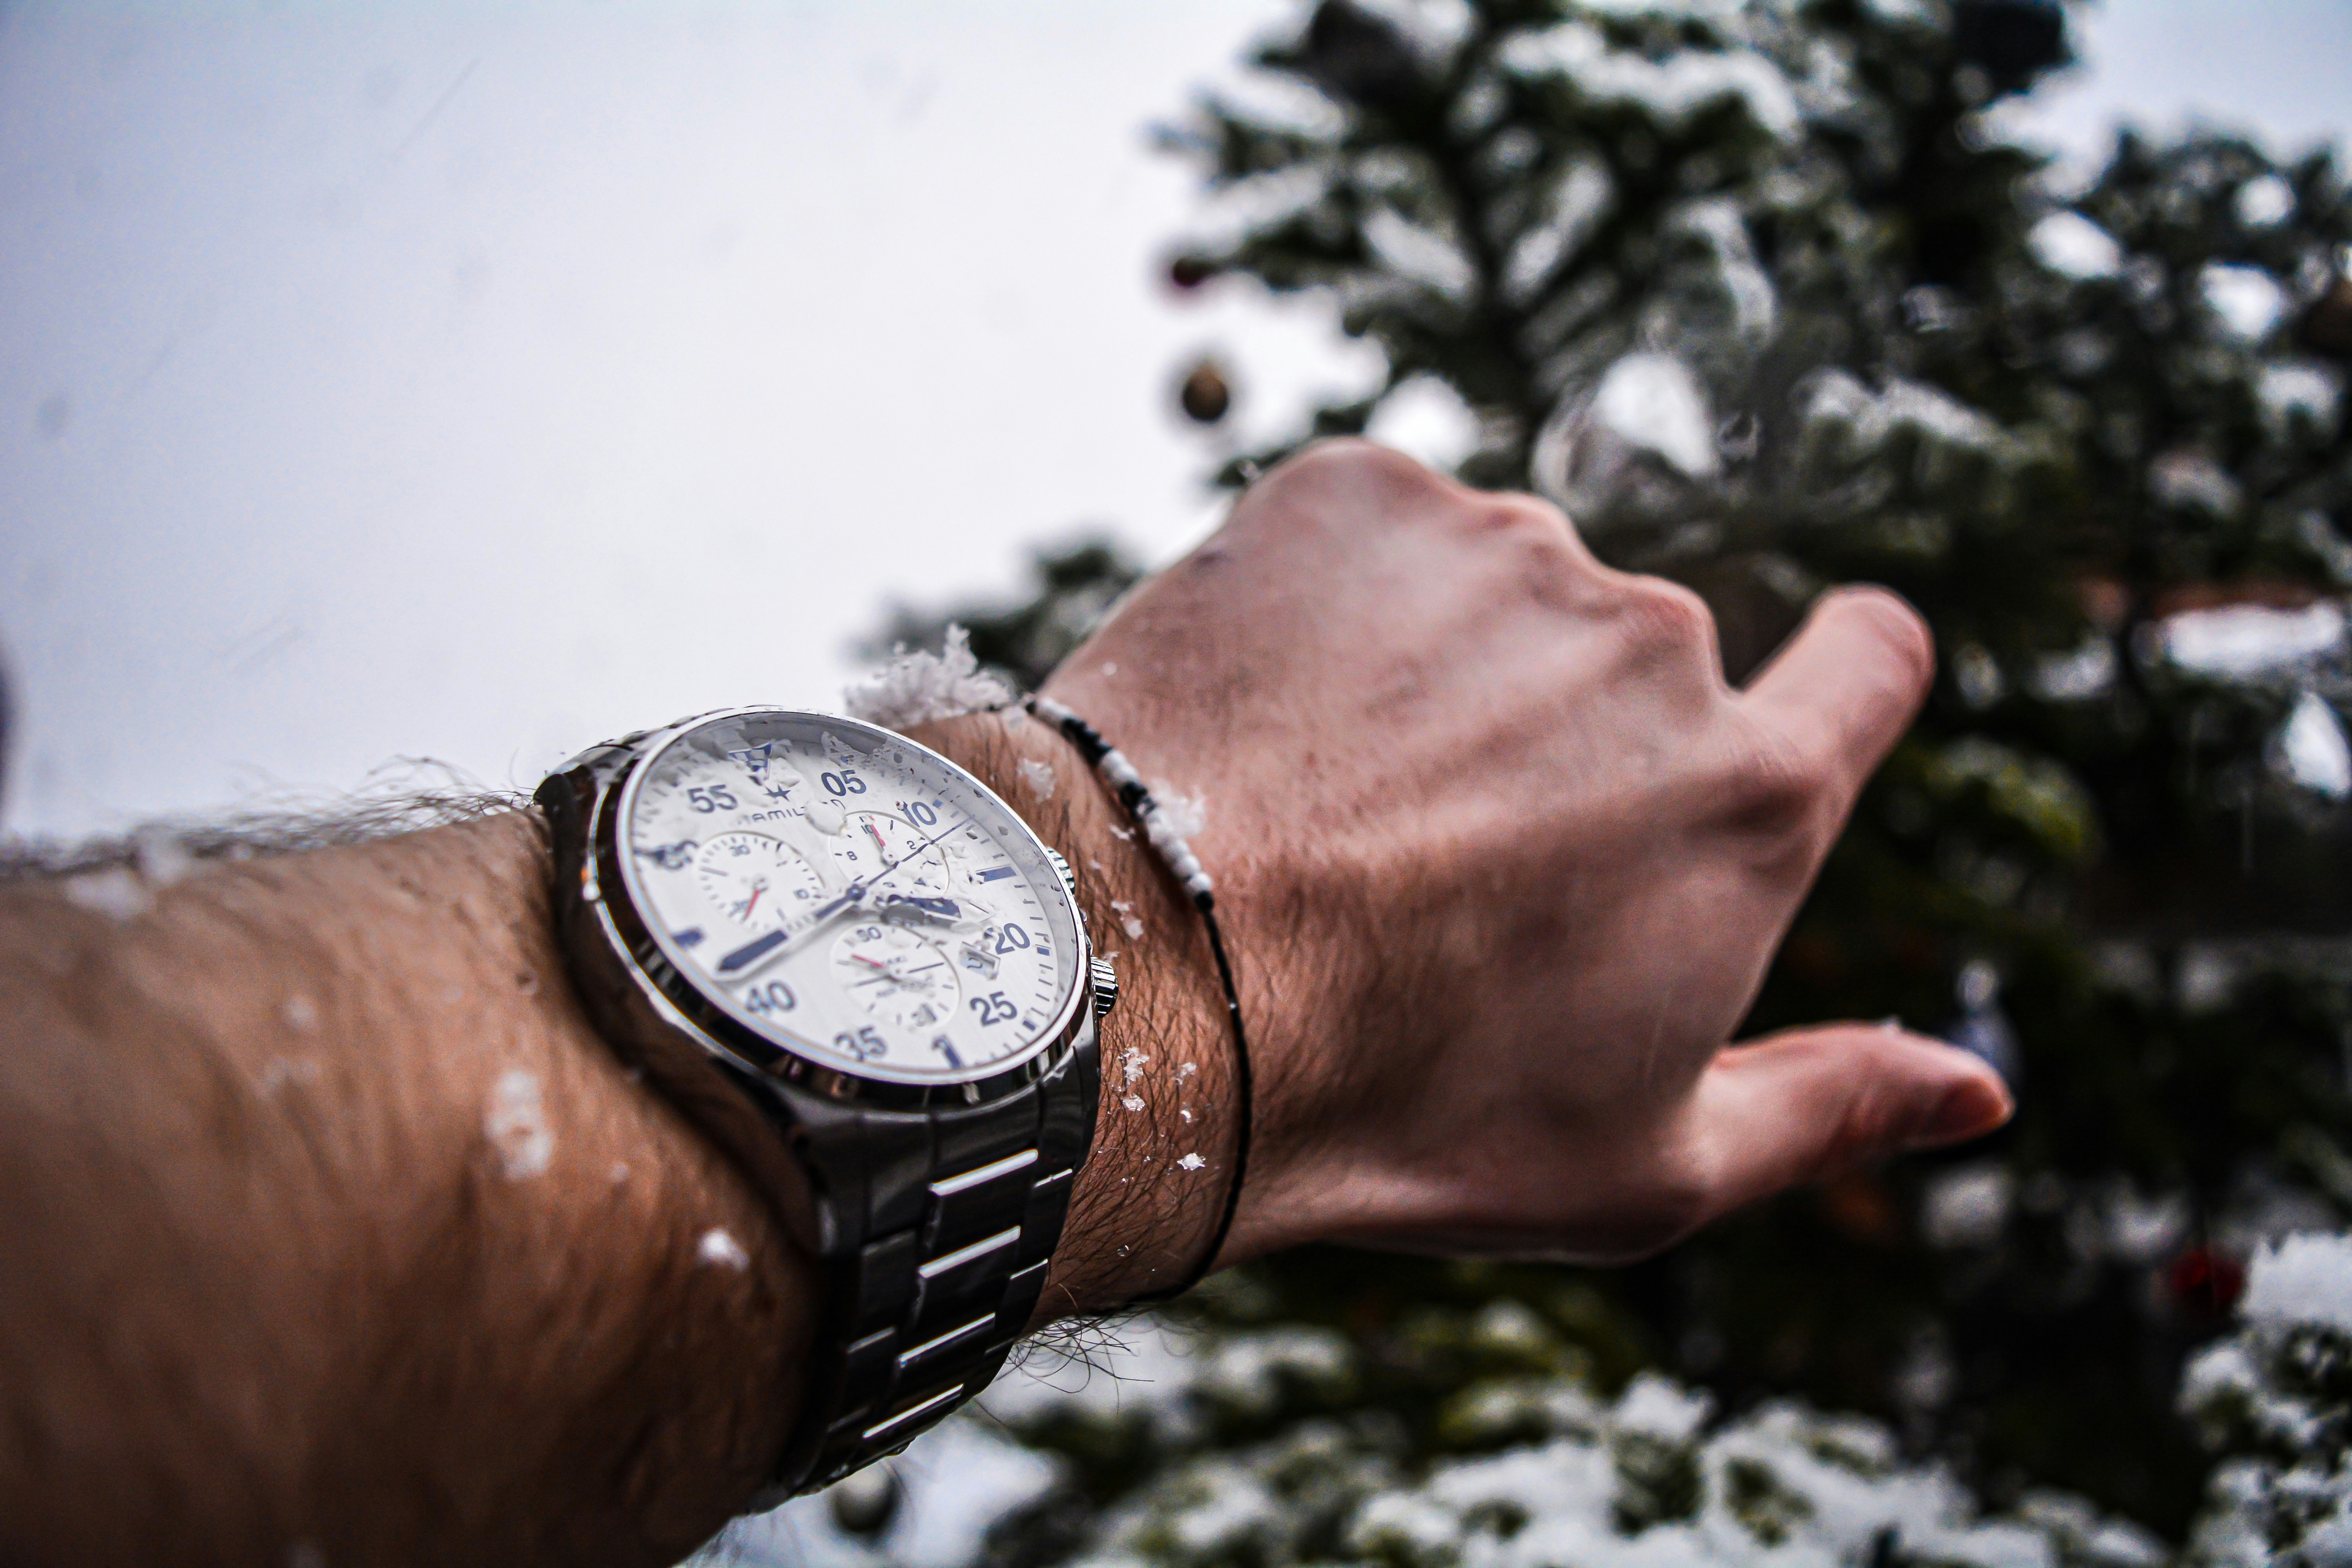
[0, 0, 2343, 835]
[9, 2, 2352, 1564]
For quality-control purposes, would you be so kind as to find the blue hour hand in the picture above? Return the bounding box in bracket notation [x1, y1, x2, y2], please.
[715, 927, 786, 975]
[715, 884, 867, 975]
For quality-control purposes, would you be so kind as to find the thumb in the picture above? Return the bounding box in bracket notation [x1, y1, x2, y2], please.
[1686, 1024, 2013, 1217]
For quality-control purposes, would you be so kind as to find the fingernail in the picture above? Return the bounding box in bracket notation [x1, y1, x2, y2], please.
[1913, 1076, 2014, 1148]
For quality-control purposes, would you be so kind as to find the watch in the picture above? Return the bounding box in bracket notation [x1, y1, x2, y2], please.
[534, 707, 1112, 1499]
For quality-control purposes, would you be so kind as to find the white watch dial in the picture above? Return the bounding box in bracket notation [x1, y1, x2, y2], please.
[615, 711, 1083, 1084]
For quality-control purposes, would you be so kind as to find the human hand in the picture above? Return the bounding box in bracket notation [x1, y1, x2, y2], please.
[1037, 440, 2009, 1269]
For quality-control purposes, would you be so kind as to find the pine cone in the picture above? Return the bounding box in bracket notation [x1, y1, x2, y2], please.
[1179, 359, 1232, 424]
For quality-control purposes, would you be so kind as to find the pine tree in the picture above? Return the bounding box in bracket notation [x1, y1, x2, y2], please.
[880, 0, 2352, 1541]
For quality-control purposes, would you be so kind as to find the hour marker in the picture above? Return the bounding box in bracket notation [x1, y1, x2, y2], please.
[674, 927, 705, 949]
[931, 1036, 962, 1067]
[976, 867, 1016, 883]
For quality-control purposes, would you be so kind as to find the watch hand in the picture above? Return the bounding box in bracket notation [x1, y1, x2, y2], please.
[715, 882, 869, 975]
[714, 822, 964, 979]
[851, 958, 945, 991]
[857, 818, 967, 897]
[872, 893, 975, 926]
[715, 927, 789, 975]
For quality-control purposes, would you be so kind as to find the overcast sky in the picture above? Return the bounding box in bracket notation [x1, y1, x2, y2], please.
[4, 0, 2349, 839]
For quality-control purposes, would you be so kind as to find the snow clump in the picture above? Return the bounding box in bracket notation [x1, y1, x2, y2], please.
[2201, 264, 2288, 342]
[2028, 211, 2123, 280]
[698, 1227, 751, 1272]
[2163, 602, 2345, 680]
[62, 866, 151, 921]
[1145, 785, 1208, 843]
[1499, 22, 1800, 139]
[485, 1068, 554, 1181]
[2182, 1232, 2352, 1565]
[2239, 1232, 2352, 1335]
[2277, 691, 2352, 800]
[1590, 353, 1721, 479]
[844, 624, 1016, 730]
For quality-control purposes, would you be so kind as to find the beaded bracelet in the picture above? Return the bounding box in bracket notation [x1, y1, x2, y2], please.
[1024, 694, 1251, 1303]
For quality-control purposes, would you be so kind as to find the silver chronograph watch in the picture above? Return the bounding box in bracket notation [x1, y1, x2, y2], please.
[534, 708, 1111, 1500]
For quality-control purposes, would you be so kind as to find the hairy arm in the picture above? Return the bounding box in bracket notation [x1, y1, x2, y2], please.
[0, 814, 804, 1565]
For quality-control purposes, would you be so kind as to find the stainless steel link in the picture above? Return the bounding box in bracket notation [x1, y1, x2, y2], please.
[791, 1037, 1098, 1490]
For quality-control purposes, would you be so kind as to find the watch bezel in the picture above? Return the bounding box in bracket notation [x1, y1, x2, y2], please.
[590, 707, 1092, 1113]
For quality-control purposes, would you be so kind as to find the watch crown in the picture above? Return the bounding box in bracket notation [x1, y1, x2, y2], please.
[1044, 847, 1080, 904]
[1089, 956, 1120, 1020]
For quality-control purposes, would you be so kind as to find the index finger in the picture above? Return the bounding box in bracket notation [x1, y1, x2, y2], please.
[1740, 586, 1936, 796]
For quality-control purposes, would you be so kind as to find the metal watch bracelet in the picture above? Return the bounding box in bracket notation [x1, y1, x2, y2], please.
[756, 1033, 1102, 1497]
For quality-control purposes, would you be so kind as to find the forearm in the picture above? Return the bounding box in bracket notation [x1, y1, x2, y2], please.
[0, 723, 1236, 1564]
[0, 813, 808, 1565]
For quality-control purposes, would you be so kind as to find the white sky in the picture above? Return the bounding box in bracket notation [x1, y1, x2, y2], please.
[3, 0, 2348, 839]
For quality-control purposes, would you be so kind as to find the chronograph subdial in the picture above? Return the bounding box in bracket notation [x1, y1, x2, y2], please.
[825, 810, 956, 899]
[694, 832, 828, 929]
[831, 923, 960, 1032]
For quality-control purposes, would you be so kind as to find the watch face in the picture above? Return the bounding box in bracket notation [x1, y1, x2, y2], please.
[614, 710, 1083, 1085]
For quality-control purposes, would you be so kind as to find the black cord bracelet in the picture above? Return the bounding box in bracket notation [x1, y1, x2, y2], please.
[1024, 694, 1251, 1303]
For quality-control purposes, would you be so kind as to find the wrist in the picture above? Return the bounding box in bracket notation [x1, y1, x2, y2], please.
[908, 710, 1240, 1316]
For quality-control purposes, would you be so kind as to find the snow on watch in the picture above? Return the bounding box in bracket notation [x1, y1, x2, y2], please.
[536, 708, 1111, 1499]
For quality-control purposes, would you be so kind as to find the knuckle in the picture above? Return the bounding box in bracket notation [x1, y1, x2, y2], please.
[1263, 437, 1452, 505]
[1461, 495, 1595, 581]
[1468, 493, 1576, 541]
[1615, 576, 1720, 663]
